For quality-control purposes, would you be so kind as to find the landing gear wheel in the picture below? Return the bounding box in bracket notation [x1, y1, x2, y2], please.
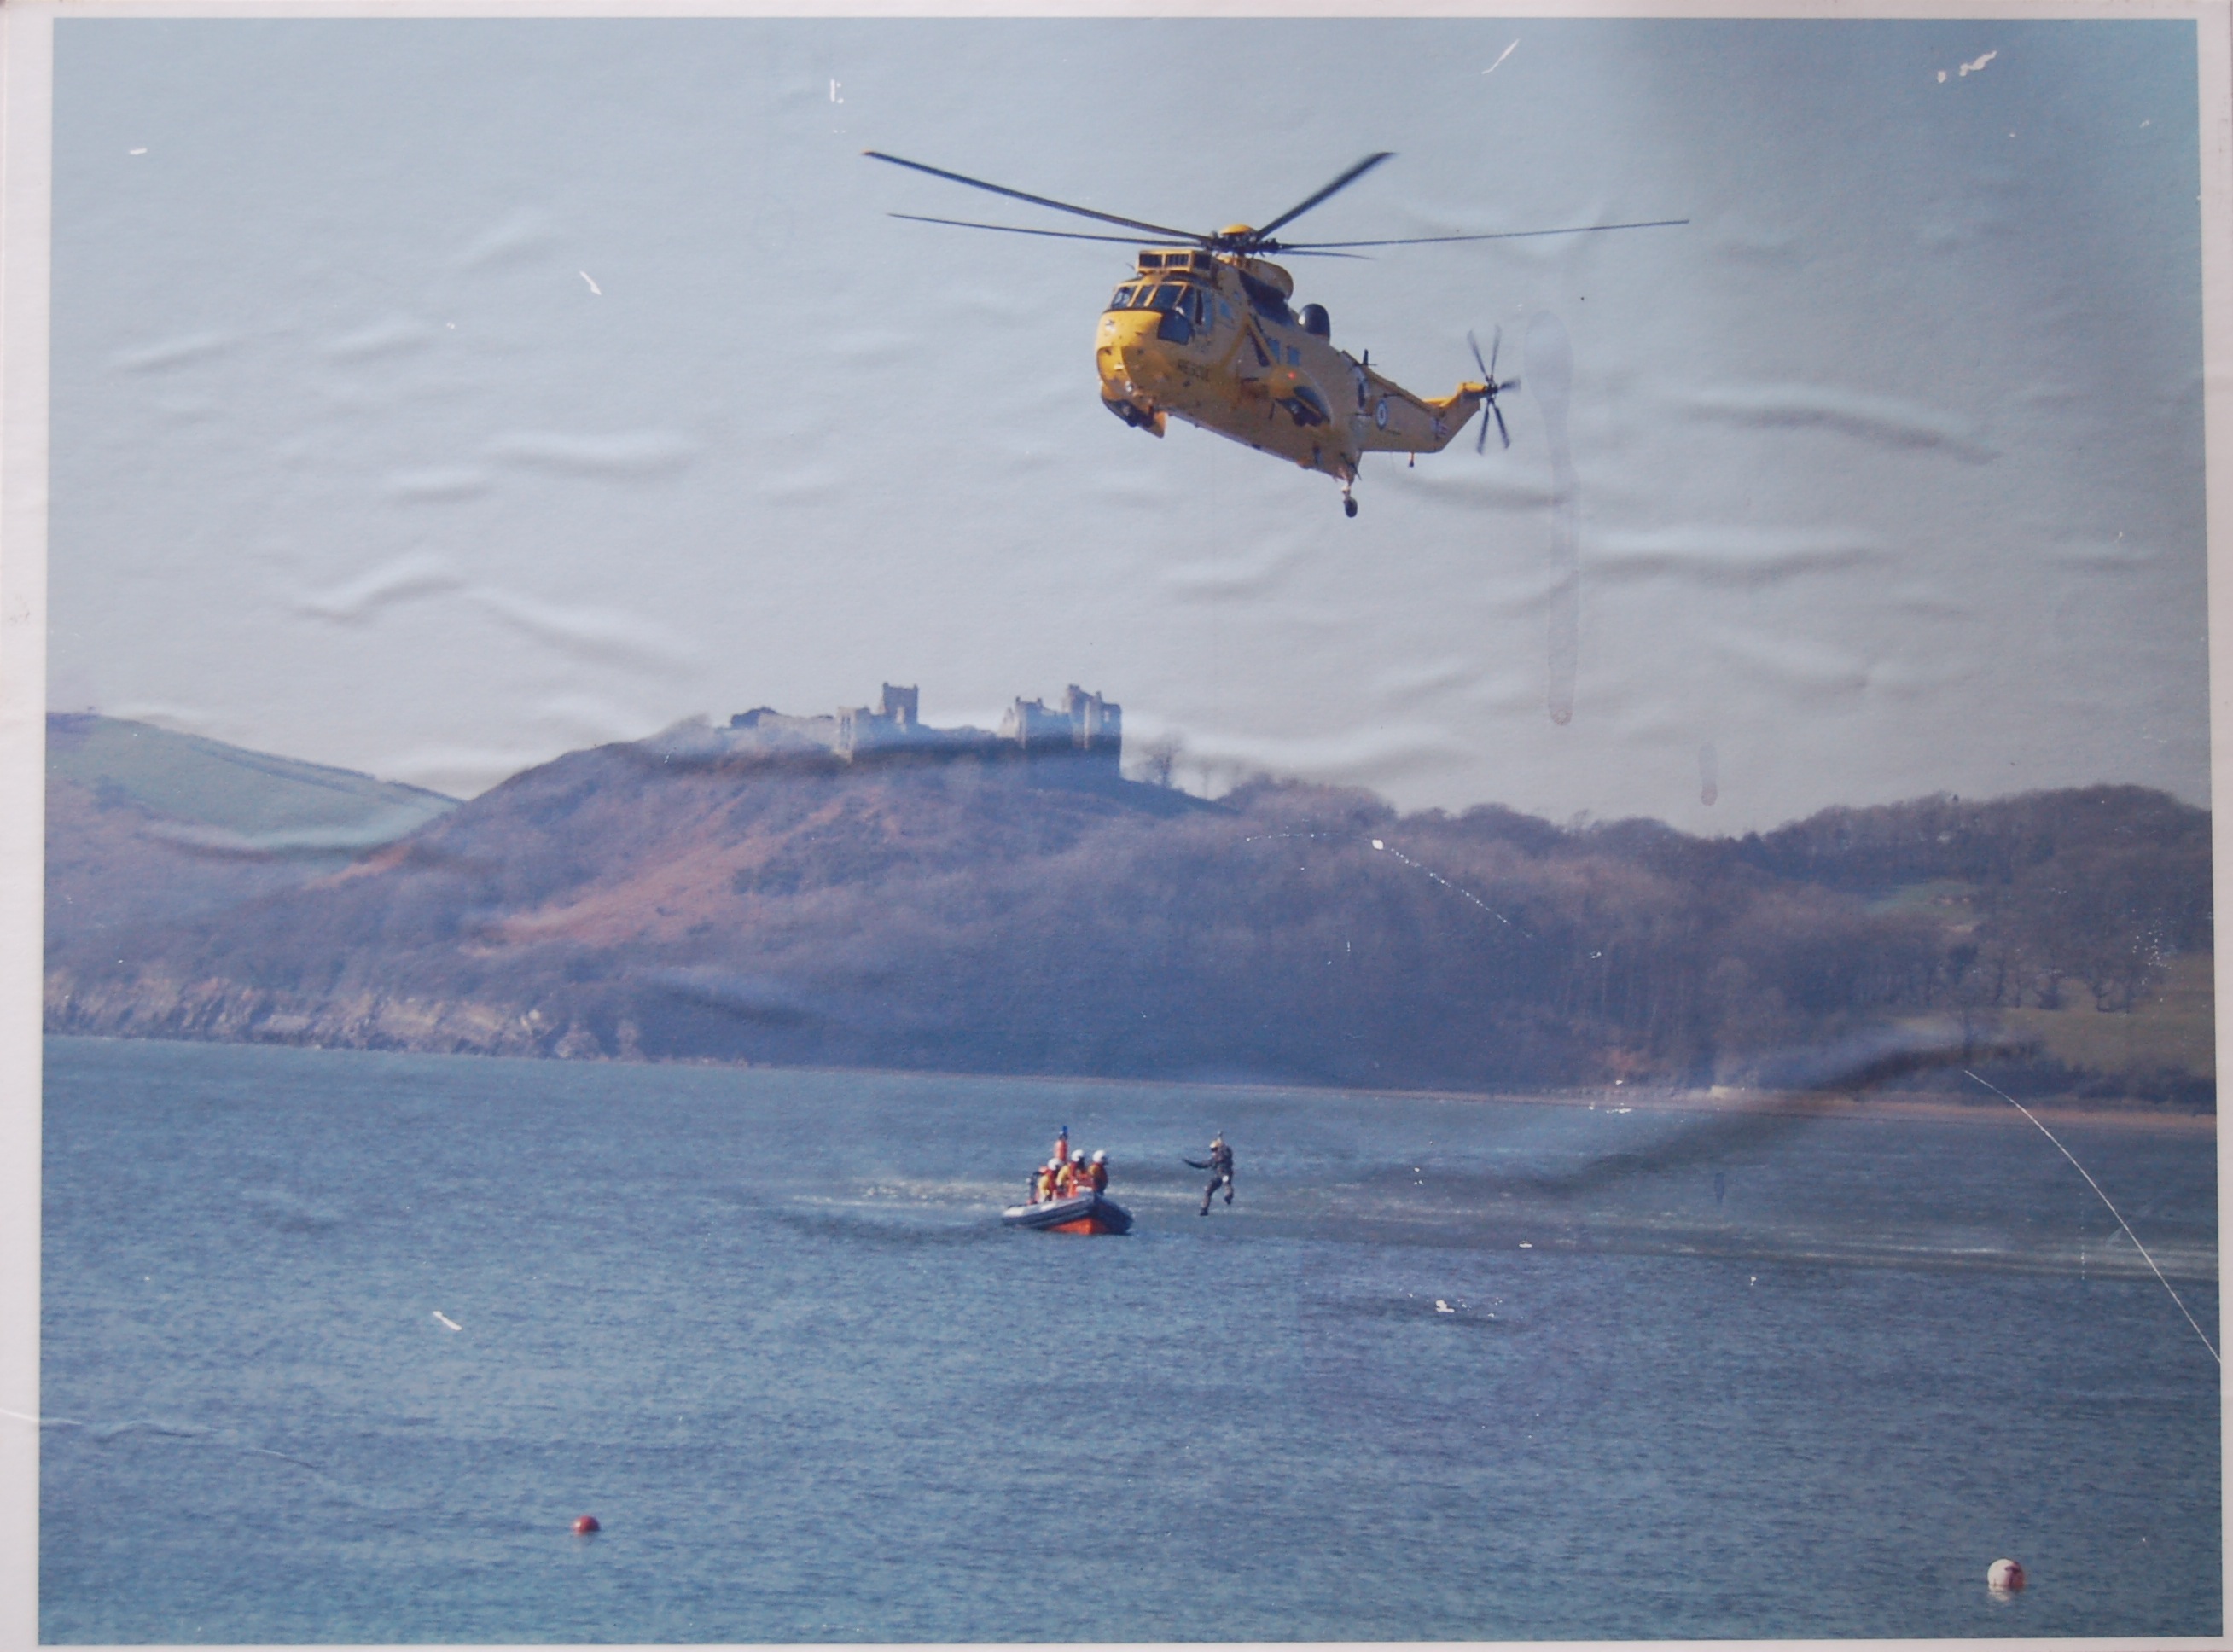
[1343, 497, 1358, 519]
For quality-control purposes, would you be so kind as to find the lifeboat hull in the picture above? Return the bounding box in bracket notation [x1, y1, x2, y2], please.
[1001, 1191, 1133, 1236]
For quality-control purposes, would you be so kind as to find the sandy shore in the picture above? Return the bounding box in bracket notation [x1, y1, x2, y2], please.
[135, 1030, 2199, 1137]
[674, 1050, 2220, 1136]
[1452, 1085, 2218, 1134]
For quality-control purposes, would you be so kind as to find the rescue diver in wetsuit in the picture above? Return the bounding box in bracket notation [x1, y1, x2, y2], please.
[1185, 1136, 1235, 1215]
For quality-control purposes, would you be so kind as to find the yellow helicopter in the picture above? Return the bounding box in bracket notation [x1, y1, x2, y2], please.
[868, 150, 1683, 517]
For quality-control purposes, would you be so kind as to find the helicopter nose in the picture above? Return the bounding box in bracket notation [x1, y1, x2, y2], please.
[1099, 310, 1162, 349]
[1097, 314, 1162, 395]
[1096, 345, 1140, 401]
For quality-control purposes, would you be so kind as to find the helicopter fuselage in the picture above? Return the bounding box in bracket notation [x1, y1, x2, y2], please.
[1095, 246, 1486, 486]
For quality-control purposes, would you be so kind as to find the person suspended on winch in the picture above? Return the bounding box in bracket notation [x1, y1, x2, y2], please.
[1186, 1135, 1236, 1215]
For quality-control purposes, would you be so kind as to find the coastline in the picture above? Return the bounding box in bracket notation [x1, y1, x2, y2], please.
[1473, 1085, 2220, 1135]
[45, 1030, 2216, 1134]
[982, 1069, 2223, 1135]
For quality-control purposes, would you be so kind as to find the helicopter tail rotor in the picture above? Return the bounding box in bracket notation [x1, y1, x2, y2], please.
[1468, 327, 1521, 453]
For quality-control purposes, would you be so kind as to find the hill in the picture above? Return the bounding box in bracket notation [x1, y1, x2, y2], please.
[43, 725, 2213, 1104]
[45, 714, 457, 939]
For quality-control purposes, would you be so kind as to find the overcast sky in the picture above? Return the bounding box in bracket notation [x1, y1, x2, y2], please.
[45, 16, 2208, 830]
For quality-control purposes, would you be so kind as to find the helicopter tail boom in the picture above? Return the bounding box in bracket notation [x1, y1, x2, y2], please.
[1419, 383, 1492, 453]
[1349, 370, 1485, 456]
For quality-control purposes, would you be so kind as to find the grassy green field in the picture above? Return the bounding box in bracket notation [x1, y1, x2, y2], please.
[1997, 951, 2215, 1080]
[48, 714, 455, 846]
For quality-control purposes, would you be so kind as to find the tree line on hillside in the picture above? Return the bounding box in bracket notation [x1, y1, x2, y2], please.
[43, 742, 2213, 1102]
[1738, 786, 2212, 1015]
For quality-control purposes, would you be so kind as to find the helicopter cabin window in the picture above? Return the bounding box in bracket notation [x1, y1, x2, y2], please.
[1107, 284, 1143, 311]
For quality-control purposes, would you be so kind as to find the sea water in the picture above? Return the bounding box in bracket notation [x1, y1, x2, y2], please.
[39, 1035, 2221, 1642]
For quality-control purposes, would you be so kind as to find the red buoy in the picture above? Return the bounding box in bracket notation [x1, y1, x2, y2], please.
[573, 1515, 601, 1536]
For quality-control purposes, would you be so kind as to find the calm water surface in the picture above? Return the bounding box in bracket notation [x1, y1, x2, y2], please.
[41, 1036, 2221, 1641]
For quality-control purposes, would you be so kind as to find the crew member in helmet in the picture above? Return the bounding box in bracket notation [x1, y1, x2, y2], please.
[1186, 1136, 1236, 1215]
[1034, 1160, 1059, 1204]
[1087, 1149, 1110, 1194]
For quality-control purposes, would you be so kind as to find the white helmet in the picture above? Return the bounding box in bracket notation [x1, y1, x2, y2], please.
[1090, 1150, 1108, 1163]
[1071, 1150, 1086, 1164]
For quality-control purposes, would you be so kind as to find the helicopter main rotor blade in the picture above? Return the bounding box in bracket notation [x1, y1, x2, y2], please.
[1282, 217, 1689, 250]
[891, 212, 1380, 259]
[865, 151, 1202, 244]
[888, 212, 1163, 247]
[890, 212, 1379, 259]
[1250, 151, 1395, 242]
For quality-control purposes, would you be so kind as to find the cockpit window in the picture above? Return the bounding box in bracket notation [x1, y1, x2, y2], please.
[1117, 280, 1213, 339]
[1111, 282, 1212, 315]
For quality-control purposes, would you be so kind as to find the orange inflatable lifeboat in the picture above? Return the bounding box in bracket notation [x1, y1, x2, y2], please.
[1001, 1190, 1133, 1236]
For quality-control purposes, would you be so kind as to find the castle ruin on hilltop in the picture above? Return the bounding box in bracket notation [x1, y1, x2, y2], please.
[727, 683, 1121, 772]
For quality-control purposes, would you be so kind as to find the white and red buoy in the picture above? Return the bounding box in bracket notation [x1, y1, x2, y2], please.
[1986, 1557, 2025, 1594]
